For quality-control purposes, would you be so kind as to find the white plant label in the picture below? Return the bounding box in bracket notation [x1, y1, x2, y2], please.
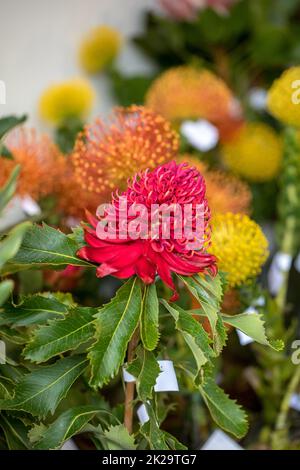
[137, 403, 150, 425]
[202, 430, 243, 450]
[268, 252, 293, 295]
[154, 360, 179, 392]
[180, 119, 219, 152]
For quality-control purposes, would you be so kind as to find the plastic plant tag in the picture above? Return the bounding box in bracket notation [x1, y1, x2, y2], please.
[154, 360, 179, 392]
[248, 88, 267, 111]
[180, 119, 219, 152]
[290, 394, 300, 412]
[122, 367, 136, 383]
[137, 403, 150, 425]
[21, 195, 41, 216]
[201, 430, 243, 450]
[237, 306, 257, 346]
[61, 439, 79, 450]
[268, 252, 293, 295]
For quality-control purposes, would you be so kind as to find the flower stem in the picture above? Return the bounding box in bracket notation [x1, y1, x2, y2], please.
[124, 328, 139, 434]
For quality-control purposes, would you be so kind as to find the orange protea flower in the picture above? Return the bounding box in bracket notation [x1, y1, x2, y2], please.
[55, 157, 99, 221]
[146, 66, 243, 142]
[72, 106, 179, 202]
[177, 155, 252, 215]
[0, 127, 62, 199]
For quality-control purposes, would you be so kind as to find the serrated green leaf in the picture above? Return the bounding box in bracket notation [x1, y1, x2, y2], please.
[127, 348, 160, 402]
[199, 377, 248, 439]
[89, 277, 142, 388]
[34, 405, 105, 450]
[140, 404, 170, 450]
[222, 312, 284, 351]
[0, 115, 27, 141]
[0, 412, 31, 449]
[23, 306, 96, 363]
[0, 355, 88, 417]
[0, 280, 14, 307]
[0, 221, 31, 269]
[1, 223, 93, 275]
[0, 376, 14, 399]
[162, 430, 187, 450]
[0, 166, 20, 215]
[104, 424, 137, 450]
[179, 274, 226, 354]
[0, 294, 68, 327]
[0, 326, 29, 345]
[161, 300, 215, 374]
[140, 283, 159, 351]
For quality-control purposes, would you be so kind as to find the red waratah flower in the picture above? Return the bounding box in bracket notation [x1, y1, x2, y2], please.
[77, 161, 217, 300]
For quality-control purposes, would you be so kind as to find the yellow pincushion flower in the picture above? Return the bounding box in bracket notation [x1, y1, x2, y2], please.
[79, 26, 122, 74]
[268, 67, 300, 127]
[209, 213, 269, 287]
[221, 122, 282, 182]
[39, 78, 95, 125]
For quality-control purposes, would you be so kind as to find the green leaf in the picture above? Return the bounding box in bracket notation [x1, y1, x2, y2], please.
[161, 300, 215, 374]
[222, 312, 284, 351]
[140, 404, 170, 450]
[89, 277, 142, 388]
[34, 405, 105, 450]
[199, 377, 248, 439]
[0, 166, 20, 215]
[0, 355, 88, 417]
[179, 274, 226, 354]
[0, 294, 68, 327]
[23, 306, 96, 363]
[1, 223, 93, 275]
[0, 326, 29, 345]
[0, 280, 14, 307]
[0, 222, 31, 269]
[140, 283, 159, 351]
[0, 376, 14, 399]
[162, 430, 187, 450]
[127, 348, 160, 402]
[0, 115, 27, 141]
[103, 424, 137, 450]
[0, 412, 31, 449]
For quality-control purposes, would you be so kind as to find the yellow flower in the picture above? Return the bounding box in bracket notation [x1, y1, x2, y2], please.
[267, 67, 300, 127]
[177, 155, 252, 215]
[221, 122, 282, 182]
[209, 213, 269, 287]
[39, 79, 95, 125]
[79, 26, 122, 74]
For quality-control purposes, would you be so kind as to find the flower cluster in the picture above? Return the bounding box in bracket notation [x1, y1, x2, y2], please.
[209, 212, 269, 287]
[78, 161, 217, 300]
[178, 155, 252, 214]
[0, 127, 62, 199]
[79, 25, 122, 74]
[145, 66, 242, 141]
[72, 106, 179, 203]
[221, 122, 282, 182]
[267, 67, 300, 127]
[39, 78, 95, 125]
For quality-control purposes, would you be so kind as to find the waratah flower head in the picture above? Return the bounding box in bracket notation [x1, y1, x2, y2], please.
[209, 212, 269, 287]
[77, 161, 217, 300]
[79, 25, 122, 74]
[39, 78, 95, 125]
[0, 127, 63, 199]
[221, 122, 282, 182]
[267, 67, 300, 127]
[160, 0, 238, 20]
[72, 106, 179, 203]
[145, 66, 243, 142]
[177, 155, 252, 214]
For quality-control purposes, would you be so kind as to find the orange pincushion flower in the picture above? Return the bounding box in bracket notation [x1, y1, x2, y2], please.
[72, 106, 179, 202]
[0, 128, 62, 199]
[177, 155, 251, 215]
[146, 66, 243, 141]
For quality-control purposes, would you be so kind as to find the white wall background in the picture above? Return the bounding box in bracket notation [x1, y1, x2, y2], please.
[0, 0, 161, 129]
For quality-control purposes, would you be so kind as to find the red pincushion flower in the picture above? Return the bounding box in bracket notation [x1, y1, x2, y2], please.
[77, 161, 217, 300]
